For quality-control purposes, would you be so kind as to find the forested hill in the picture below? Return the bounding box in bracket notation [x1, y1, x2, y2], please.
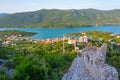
[0, 9, 120, 27]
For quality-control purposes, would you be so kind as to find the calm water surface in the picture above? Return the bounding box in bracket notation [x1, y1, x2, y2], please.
[0, 25, 120, 39]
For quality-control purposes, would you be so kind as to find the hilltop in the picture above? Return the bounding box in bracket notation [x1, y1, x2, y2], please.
[0, 9, 120, 27]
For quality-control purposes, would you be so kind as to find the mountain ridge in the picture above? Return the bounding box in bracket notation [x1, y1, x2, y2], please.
[0, 9, 120, 27]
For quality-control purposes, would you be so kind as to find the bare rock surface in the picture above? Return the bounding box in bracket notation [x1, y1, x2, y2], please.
[62, 44, 118, 80]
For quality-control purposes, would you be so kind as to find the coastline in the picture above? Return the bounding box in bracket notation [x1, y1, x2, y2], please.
[1, 25, 120, 40]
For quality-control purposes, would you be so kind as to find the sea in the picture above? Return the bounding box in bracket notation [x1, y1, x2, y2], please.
[0, 25, 120, 39]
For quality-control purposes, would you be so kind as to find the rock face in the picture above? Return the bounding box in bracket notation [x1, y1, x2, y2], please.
[62, 44, 118, 80]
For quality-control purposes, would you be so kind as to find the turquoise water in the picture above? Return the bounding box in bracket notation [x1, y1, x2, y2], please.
[0, 25, 120, 39]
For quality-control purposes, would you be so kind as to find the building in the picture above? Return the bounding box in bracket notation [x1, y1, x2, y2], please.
[79, 36, 88, 43]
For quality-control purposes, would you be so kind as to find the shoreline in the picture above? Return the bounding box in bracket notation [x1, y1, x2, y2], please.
[0, 25, 120, 40]
[1, 24, 120, 28]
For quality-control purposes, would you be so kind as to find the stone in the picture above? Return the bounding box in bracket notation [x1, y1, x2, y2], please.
[62, 44, 118, 80]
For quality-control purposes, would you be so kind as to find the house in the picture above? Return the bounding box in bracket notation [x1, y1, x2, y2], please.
[110, 33, 114, 36]
[117, 35, 120, 38]
[1, 41, 11, 46]
[79, 36, 88, 43]
[82, 32, 86, 35]
[68, 39, 76, 44]
[117, 43, 120, 46]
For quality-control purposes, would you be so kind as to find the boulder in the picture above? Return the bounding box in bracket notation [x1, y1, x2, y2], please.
[62, 44, 118, 80]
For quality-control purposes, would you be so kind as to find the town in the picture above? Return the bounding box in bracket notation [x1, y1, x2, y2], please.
[1, 31, 120, 49]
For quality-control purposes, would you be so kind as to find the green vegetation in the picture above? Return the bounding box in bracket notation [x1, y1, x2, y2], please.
[0, 30, 36, 37]
[0, 40, 77, 80]
[0, 30, 37, 38]
[65, 30, 114, 41]
[66, 30, 120, 79]
[0, 30, 120, 80]
[1, 9, 120, 27]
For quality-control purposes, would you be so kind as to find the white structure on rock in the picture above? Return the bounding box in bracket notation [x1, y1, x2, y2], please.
[62, 44, 118, 80]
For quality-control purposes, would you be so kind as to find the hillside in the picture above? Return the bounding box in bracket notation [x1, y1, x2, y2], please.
[0, 9, 120, 27]
[0, 31, 120, 79]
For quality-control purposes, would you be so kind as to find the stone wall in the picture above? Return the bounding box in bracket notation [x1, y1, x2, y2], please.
[62, 44, 118, 80]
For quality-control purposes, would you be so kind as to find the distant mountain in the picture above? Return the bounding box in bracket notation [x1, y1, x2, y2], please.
[0, 13, 9, 18]
[0, 9, 120, 27]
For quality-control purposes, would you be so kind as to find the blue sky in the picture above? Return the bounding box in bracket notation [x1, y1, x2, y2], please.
[0, 0, 120, 13]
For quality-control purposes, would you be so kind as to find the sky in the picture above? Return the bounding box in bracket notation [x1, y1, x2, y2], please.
[0, 0, 120, 13]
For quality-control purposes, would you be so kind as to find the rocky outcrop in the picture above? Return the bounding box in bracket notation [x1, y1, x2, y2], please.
[62, 44, 118, 80]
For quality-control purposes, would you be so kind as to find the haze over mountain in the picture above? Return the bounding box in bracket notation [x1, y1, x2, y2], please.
[0, 13, 9, 18]
[0, 9, 120, 28]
